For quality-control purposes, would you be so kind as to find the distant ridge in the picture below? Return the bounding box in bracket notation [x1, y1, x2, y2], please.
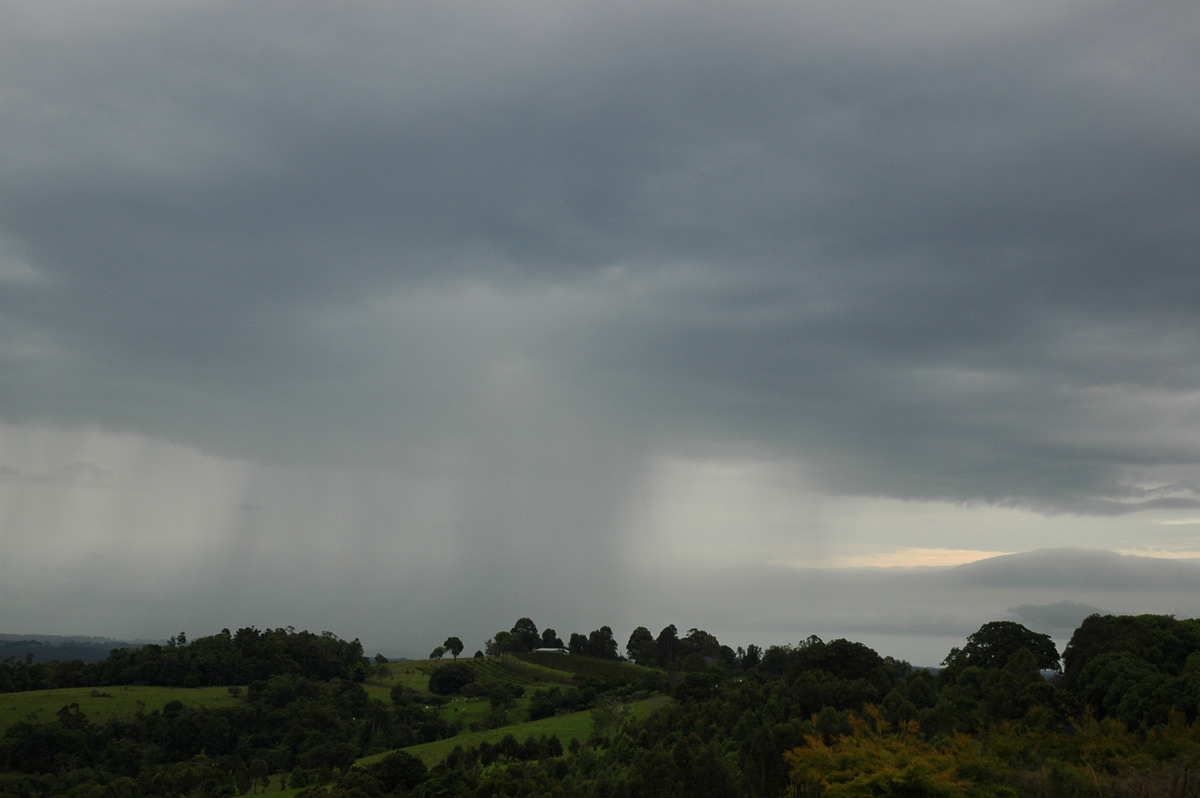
[0, 634, 146, 664]
[0, 633, 150, 645]
[951, 548, 1200, 589]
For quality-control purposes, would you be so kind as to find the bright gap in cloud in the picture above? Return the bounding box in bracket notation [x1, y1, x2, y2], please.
[630, 454, 1200, 572]
[807, 547, 1016, 569]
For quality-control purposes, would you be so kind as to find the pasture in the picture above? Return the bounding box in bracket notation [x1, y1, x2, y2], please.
[0, 684, 242, 735]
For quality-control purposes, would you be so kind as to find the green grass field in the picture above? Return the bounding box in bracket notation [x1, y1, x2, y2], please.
[394, 693, 670, 768]
[0, 684, 243, 735]
[1, 664, 435, 736]
[0, 656, 597, 747]
[362, 659, 551, 729]
[361, 663, 426, 703]
[514, 652, 654, 684]
[399, 710, 593, 766]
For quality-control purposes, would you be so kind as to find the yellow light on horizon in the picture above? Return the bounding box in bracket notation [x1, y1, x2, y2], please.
[803, 547, 1015, 569]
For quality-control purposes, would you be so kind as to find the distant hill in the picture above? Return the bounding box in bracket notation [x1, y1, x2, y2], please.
[0, 634, 145, 664]
[950, 547, 1200, 589]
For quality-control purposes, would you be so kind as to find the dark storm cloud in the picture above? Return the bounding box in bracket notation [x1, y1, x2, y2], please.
[3, 0, 1199, 512]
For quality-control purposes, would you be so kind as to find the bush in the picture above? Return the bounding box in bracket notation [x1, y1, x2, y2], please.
[427, 663, 477, 695]
[367, 750, 427, 792]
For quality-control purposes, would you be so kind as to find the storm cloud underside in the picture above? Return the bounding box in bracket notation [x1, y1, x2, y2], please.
[2, 0, 1200, 662]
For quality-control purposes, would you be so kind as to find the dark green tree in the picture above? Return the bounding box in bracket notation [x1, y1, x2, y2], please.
[626, 626, 656, 665]
[1062, 613, 1200, 688]
[485, 631, 520, 656]
[427, 663, 476, 695]
[655, 624, 681, 666]
[510, 618, 540, 652]
[760, 644, 793, 675]
[587, 626, 619, 659]
[442, 636, 464, 659]
[367, 749, 427, 793]
[943, 621, 1061, 675]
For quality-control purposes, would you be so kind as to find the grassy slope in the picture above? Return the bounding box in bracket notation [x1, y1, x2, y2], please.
[258, 695, 672, 796]
[0, 664, 431, 736]
[260, 656, 670, 795]
[1, 655, 670, 796]
[0, 685, 242, 734]
[396, 693, 671, 767]
[364, 653, 661, 732]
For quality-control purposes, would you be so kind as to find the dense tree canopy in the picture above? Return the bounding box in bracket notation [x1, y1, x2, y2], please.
[510, 618, 540, 653]
[943, 620, 1061, 675]
[568, 632, 589, 656]
[626, 626, 656, 665]
[427, 663, 477, 695]
[1063, 613, 1200, 687]
[586, 626, 619, 660]
[484, 631, 521, 657]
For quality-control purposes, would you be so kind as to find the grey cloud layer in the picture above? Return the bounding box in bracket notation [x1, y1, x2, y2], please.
[3, 0, 1199, 511]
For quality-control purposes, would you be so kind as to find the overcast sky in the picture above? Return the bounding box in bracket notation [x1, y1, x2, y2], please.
[3, 0, 1200, 665]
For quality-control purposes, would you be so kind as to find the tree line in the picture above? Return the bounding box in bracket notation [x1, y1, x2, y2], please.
[469, 617, 746, 671]
[3, 613, 1200, 796]
[0, 627, 366, 693]
[477, 618, 621, 660]
[393, 614, 1200, 797]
